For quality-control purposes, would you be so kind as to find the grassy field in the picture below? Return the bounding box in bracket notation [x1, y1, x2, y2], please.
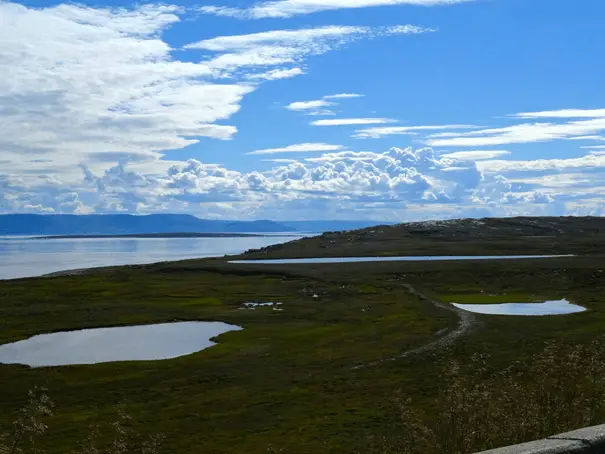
[1, 218, 605, 453]
[237, 216, 605, 260]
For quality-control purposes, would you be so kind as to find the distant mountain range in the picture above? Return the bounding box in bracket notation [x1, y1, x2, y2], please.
[0, 214, 293, 235]
[0, 214, 391, 236]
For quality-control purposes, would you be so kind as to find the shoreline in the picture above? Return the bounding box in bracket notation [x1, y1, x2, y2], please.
[30, 232, 299, 240]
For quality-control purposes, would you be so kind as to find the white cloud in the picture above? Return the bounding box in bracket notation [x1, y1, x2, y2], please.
[262, 159, 298, 163]
[5, 145, 603, 219]
[387, 25, 438, 34]
[354, 124, 477, 139]
[470, 175, 554, 206]
[568, 135, 605, 141]
[246, 67, 304, 80]
[311, 118, 396, 126]
[478, 153, 605, 173]
[581, 145, 605, 149]
[1, 3, 430, 184]
[304, 151, 381, 163]
[509, 173, 599, 190]
[0, 1, 256, 182]
[5, 146, 484, 215]
[306, 110, 338, 116]
[428, 118, 605, 147]
[186, 24, 432, 75]
[247, 143, 346, 155]
[285, 92, 365, 114]
[5, 3, 602, 220]
[262, 147, 482, 204]
[513, 108, 605, 119]
[440, 150, 511, 161]
[323, 93, 365, 99]
[286, 89, 404, 115]
[286, 99, 336, 111]
[186, 26, 368, 51]
[200, 0, 472, 19]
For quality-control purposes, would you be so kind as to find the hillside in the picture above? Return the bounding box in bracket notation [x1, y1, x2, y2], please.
[0, 214, 295, 235]
[281, 220, 393, 232]
[239, 216, 605, 259]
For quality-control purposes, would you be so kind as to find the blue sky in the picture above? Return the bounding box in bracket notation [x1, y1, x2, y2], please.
[1, 0, 605, 220]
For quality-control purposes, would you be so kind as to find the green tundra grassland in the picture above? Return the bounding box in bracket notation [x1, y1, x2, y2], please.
[1, 216, 604, 453]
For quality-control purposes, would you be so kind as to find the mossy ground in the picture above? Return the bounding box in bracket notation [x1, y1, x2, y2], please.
[0, 249, 604, 452]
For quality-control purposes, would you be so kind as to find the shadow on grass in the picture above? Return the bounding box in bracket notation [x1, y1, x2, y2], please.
[5, 339, 605, 454]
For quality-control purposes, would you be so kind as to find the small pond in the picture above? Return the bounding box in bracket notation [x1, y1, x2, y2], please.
[0, 322, 242, 367]
[230, 255, 573, 265]
[239, 301, 283, 310]
[452, 299, 586, 316]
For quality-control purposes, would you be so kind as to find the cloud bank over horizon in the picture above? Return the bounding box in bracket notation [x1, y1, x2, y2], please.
[3, 143, 604, 221]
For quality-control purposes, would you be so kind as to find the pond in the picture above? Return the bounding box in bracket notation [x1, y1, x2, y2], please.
[239, 301, 283, 310]
[0, 322, 242, 367]
[230, 255, 573, 265]
[452, 299, 586, 316]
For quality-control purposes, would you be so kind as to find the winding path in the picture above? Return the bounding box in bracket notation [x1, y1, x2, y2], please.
[353, 283, 477, 369]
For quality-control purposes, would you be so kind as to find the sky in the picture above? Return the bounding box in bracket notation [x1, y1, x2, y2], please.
[1, 0, 605, 221]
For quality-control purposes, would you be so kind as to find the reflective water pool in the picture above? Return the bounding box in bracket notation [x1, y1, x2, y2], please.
[452, 299, 586, 316]
[239, 301, 283, 310]
[0, 235, 303, 280]
[230, 255, 573, 265]
[0, 322, 242, 367]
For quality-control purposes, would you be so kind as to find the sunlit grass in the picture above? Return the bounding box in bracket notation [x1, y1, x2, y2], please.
[1, 253, 604, 453]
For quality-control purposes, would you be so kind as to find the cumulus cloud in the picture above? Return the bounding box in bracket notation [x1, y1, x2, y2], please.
[247, 143, 346, 155]
[311, 118, 396, 126]
[266, 147, 483, 203]
[200, 0, 472, 19]
[5, 145, 600, 219]
[471, 175, 554, 205]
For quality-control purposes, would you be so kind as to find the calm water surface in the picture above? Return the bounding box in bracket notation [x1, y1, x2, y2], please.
[0, 235, 300, 280]
[230, 255, 573, 265]
[0, 322, 242, 367]
[452, 299, 586, 316]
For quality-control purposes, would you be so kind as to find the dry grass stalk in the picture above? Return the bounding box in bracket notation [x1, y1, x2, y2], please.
[383, 339, 605, 454]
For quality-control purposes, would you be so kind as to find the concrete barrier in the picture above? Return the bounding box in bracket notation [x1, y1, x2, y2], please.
[476, 424, 605, 453]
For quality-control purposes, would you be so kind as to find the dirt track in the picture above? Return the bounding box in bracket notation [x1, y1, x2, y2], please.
[353, 283, 477, 369]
